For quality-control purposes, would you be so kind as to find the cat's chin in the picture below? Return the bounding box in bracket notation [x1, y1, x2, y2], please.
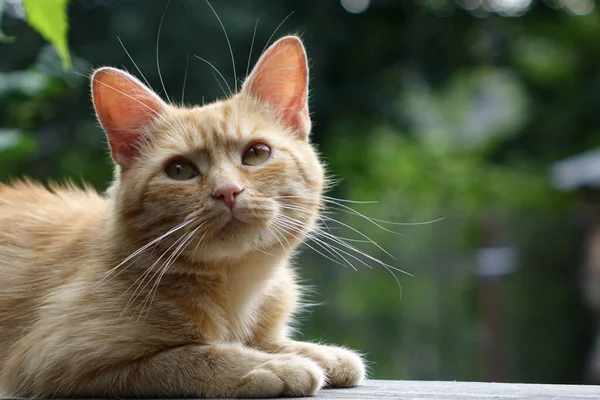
[192, 221, 287, 262]
[217, 217, 248, 236]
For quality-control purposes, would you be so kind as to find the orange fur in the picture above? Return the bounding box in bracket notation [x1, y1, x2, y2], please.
[0, 36, 364, 398]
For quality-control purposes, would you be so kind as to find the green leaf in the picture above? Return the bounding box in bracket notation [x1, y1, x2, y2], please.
[23, 0, 71, 70]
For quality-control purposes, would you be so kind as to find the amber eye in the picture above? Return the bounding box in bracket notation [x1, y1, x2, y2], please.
[164, 158, 199, 181]
[242, 143, 271, 166]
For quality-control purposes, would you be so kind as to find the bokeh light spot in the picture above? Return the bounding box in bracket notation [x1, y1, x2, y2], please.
[561, 0, 595, 15]
[341, 0, 370, 14]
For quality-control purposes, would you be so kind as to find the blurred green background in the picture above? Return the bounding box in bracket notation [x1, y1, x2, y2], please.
[3, 0, 600, 385]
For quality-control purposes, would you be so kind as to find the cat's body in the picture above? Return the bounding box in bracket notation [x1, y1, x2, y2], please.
[0, 37, 365, 398]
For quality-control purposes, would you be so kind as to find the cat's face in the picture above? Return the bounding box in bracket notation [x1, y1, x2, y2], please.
[92, 37, 324, 261]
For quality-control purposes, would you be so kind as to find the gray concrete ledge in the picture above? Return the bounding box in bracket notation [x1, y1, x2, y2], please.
[311, 379, 600, 399]
[4, 380, 599, 399]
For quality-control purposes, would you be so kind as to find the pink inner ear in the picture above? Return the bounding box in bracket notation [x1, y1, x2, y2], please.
[92, 67, 164, 168]
[243, 36, 311, 138]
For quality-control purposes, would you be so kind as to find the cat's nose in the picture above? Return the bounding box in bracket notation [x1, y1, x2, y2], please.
[212, 185, 244, 209]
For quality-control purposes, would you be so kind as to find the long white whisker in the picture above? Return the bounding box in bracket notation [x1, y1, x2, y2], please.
[119, 230, 191, 321]
[139, 224, 202, 320]
[259, 11, 295, 59]
[213, 72, 229, 99]
[305, 232, 360, 271]
[362, 216, 446, 226]
[156, 0, 171, 102]
[321, 195, 378, 204]
[275, 205, 412, 277]
[205, 0, 237, 92]
[275, 216, 406, 294]
[275, 215, 356, 270]
[324, 203, 404, 235]
[181, 54, 190, 105]
[276, 214, 384, 272]
[324, 198, 442, 230]
[118, 36, 151, 88]
[95, 219, 196, 288]
[191, 229, 209, 259]
[275, 194, 444, 226]
[279, 203, 396, 261]
[273, 217, 354, 268]
[265, 222, 289, 253]
[194, 55, 232, 94]
[88, 78, 159, 117]
[246, 18, 259, 78]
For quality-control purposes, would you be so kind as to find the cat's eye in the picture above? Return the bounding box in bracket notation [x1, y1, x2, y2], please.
[242, 143, 271, 166]
[164, 158, 199, 181]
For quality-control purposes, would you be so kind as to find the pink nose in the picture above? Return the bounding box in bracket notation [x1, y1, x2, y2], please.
[212, 185, 243, 209]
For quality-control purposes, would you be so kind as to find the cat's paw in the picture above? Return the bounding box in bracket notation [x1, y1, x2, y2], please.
[289, 344, 365, 388]
[311, 346, 365, 388]
[236, 354, 325, 398]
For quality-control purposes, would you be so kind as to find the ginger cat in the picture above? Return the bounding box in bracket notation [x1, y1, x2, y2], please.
[0, 36, 365, 398]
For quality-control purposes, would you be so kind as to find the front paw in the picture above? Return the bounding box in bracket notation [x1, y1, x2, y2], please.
[278, 343, 365, 388]
[236, 354, 325, 398]
[311, 346, 365, 388]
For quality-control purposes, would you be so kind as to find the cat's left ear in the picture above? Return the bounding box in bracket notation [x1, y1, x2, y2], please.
[91, 67, 166, 169]
[242, 36, 311, 140]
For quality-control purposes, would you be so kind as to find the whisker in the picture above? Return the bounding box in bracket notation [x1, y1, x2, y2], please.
[191, 230, 209, 259]
[266, 221, 290, 252]
[156, 0, 171, 102]
[363, 216, 446, 226]
[95, 218, 196, 288]
[213, 71, 229, 99]
[86, 78, 160, 117]
[276, 213, 402, 274]
[271, 218, 354, 270]
[323, 203, 404, 236]
[205, 0, 237, 92]
[321, 195, 378, 204]
[139, 224, 202, 320]
[118, 230, 192, 321]
[118, 36, 151, 88]
[246, 18, 259, 79]
[194, 55, 232, 95]
[304, 232, 360, 272]
[324, 198, 442, 229]
[258, 11, 295, 59]
[274, 194, 443, 234]
[279, 203, 396, 261]
[275, 215, 406, 295]
[280, 215, 381, 273]
[272, 216, 350, 265]
[181, 54, 190, 105]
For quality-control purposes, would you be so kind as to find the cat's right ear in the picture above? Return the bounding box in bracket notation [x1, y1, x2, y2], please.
[91, 67, 165, 169]
[242, 36, 311, 140]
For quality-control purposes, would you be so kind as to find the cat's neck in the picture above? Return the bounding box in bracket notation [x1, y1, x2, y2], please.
[101, 199, 290, 338]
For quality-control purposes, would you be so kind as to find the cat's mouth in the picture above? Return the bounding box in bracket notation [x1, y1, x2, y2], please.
[218, 216, 247, 233]
[212, 205, 266, 239]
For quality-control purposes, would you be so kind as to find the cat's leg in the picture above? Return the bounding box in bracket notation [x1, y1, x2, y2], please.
[257, 341, 366, 388]
[250, 267, 366, 388]
[4, 343, 325, 398]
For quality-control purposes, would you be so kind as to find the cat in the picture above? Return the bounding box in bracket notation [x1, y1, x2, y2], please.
[0, 36, 365, 398]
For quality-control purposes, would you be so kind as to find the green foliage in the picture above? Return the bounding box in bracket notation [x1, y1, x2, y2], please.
[22, 0, 71, 69]
[0, 0, 14, 42]
[0, 129, 36, 179]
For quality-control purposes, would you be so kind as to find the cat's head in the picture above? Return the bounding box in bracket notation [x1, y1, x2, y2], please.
[91, 36, 325, 262]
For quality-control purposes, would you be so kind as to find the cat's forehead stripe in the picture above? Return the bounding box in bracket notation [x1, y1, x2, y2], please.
[162, 100, 271, 153]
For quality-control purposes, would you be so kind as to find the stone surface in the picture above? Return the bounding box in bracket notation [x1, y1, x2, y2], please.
[5, 380, 598, 399]
[310, 379, 600, 400]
